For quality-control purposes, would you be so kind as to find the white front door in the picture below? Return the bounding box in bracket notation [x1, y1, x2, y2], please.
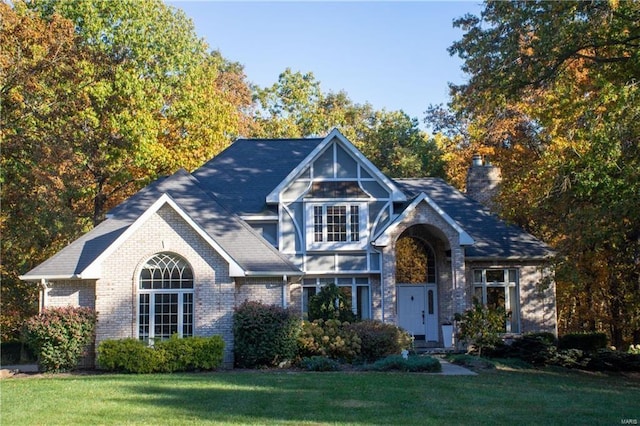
[397, 285, 426, 338]
[397, 284, 439, 341]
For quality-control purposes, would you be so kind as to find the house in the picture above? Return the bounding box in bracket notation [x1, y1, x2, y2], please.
[21, 129, 557, 366]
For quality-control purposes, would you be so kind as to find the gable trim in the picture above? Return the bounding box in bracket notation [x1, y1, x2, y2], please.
[266, 128, 407, 204]
[81, 193, 246, 278]
[372, 192, 475, 247]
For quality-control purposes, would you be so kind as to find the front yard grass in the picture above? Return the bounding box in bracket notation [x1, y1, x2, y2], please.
[2, 366, 639, 425]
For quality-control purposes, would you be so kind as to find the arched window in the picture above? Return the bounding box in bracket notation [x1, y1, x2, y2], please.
[396, 237, 436, 284]
[138, 253, 194, 342]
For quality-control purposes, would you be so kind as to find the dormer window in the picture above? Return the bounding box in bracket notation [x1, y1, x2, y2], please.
[306, 203, 368, 250]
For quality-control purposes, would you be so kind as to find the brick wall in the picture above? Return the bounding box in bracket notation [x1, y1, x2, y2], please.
[465, 261, 558, 335]
[44, 280, 96, 309]
[98, 205, 236, 366]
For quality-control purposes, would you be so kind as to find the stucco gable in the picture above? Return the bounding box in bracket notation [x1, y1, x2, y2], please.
[266, 129, 407, 205]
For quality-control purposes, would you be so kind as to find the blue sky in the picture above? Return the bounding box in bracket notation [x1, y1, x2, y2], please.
[167, 1, 484, 129]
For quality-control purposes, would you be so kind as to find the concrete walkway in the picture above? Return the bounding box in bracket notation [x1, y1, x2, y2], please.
[436, 359, 477, 375]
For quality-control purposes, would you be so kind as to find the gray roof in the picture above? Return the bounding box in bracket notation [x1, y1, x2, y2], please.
[23, 137, 553, 280]
[23, 169, 301, 280]
[192, 138, 322, 215]
[394, 178, 554, 259]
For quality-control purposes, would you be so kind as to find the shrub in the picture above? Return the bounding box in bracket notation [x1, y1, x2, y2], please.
[504, 333, 558, 366]
[98, 338, 167, 373]
[299, 356, 341, 371]
[558, 332, 608, 352]
[22, 307, 97, 372]
[584, 349, 640, 372]
[97, 335, 224, 373]
[233, 301, 300, 368]
[298, 319, 361, 362]
[366, 355, 441, 372]
[628, 344, 640, 355]
[552, 348, 588, 369]
[455, 299, 506, 356]
[155, 335, 224, 371]
[447, 354, 496, 370]
[308, 283, 356, 322]
[347, 320, 412, 362]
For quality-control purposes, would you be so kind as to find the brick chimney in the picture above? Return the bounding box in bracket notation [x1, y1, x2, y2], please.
[466, 154, 501, 209]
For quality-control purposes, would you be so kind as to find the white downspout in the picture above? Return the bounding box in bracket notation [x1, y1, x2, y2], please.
[39, 279, 51, 312]
[282, 275, 288, 308]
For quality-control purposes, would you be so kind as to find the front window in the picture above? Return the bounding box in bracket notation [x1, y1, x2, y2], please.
[138, 253, 194, 343]
[473, 269, 520, 333]
[302, 277, 370, 320]
[306, 203, 367, 250]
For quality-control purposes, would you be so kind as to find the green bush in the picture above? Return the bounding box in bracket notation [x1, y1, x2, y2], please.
[503, 332, 559, 366]
[298, 319, 361, 362]
[584, 349, 640, 372]
[347, 320, 412, 362]
[366, 355, 441, 372]
[308, 283, 356, 322]
[233, 301, 300, 368]
[455, 299, 506, 356]
[22, 307, 97, 372]
[447, 354, 496, 370]
[98, 338, 167, 373]
[155, 335, 224, 371]
[299, 356, 341, 371]
[97, 336, 224, 373]
[558, 332, 608, 352]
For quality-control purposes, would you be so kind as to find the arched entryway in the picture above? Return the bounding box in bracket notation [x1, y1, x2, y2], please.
[396, 233, 439, 341]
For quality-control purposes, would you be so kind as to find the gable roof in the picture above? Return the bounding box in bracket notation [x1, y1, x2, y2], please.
[21, 169, 302, 281]
[266, 129, 407, 204]
[192, 137, 322, 215]
[373, 191, 475, 247]
[394, 178, 555, 260]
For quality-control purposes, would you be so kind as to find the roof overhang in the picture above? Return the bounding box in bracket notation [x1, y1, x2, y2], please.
[372, 192, 475, 247]
[266, 128, 407, 204]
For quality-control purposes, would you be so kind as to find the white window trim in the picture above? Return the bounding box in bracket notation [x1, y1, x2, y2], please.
[305, 202, 368, 251]
[302, 277, 371, 319]
[472, 268, 520, 333]
[138, 289, 194, 341]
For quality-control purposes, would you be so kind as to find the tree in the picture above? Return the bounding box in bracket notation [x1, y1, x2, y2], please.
[429, 0, 640, 347]
[253, 69, 446, 178]
[1, 1, 93, 339]
[1, 0, 252, 338]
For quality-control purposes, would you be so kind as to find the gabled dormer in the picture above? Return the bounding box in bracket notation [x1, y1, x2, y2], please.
[266, 129, 406, 259]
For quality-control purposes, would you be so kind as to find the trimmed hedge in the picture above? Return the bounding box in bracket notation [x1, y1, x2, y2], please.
[98, 338, 167, 373]
[156, 335, 224, 371]
[97, 335, 224, 373]
[233, 301, 300, 368]
[22, 307, 97, 372]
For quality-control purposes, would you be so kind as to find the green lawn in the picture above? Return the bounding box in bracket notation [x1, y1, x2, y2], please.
[2, 366, 639, 425]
